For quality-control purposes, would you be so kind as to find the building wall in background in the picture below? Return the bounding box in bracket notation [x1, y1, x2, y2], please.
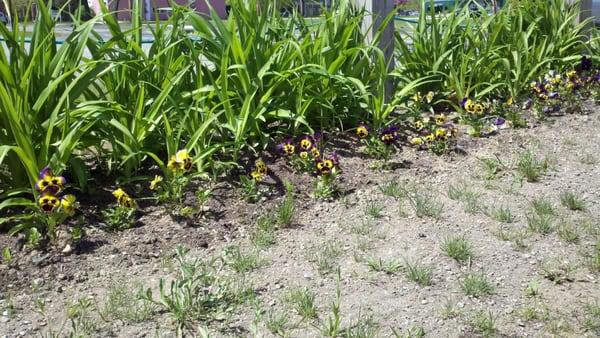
[89, 0, 226, 21]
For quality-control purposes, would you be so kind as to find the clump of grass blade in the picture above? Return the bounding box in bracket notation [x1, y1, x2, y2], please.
[441, 235, 474, 263]
[560, 191, 585, 211]
[517, 150, 548, 183]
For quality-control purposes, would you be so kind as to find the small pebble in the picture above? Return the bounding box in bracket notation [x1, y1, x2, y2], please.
[61, 244, 72, 254]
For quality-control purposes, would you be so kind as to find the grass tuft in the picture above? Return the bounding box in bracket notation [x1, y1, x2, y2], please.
[525, 280, 541, 297]
[541, 258, 574, 284]
[447, 181, 483, 214]
[441, 235, 474, 263]
[527, 198, 555, 234]
[308, 241, 343, 276]
[531, 198, 555, 216]
[379, 180, 407, 200]
[440, 300, 460, 319]
[461, 272, 494, 297]
[342, 312, 379, 337]
[579, 153, 598, 165]
[584, 238, 600, 273]
[98, 281, 155, 323]
[448, 181, 468, 201]
[406, 186, 444, 219]
[140, 246, 253, 330]
[223, 245, 263, 273]
[392, 325, 425, 338]
[251, 214, 277, 248]
[286, 287, 318, 320]
[583, 302, 600, 334]
[557, 220, 580, 244]
[488, 205, 515, 223]
[276, 181, 296, 227]
[348, 219, 376, 236]
[365, 200, 385, 219]
[559, 191, 586, 211]
[404, 261, 433, 286]
[478, 155, 506, 179]
[468, 310, 496, 336]
[516, 150, 548, 183]
[520, 303, 549, 322]
[265, 310, 290, 336]
[527, 213, 554, 234]
[366, 256, 402, 275]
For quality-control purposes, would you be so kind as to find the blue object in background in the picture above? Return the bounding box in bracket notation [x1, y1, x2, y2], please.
[593, 0, 600, 21]
[0, 11, 8, 25]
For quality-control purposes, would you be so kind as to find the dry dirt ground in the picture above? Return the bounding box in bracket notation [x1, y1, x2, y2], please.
[1, 106, 600, 337]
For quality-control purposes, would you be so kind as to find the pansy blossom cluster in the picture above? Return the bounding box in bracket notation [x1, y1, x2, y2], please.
[529, 73, 571, 116]
[278, 132, 340, 199]
[460, 98, 486, 116]
[379, 124, 400, 145]
[315, 151, 339, 177]
[277, 133, 328, 174]
[479, 116, 507, 137]
[412, 91, 435, 106]
[313, 151, 340, 199]
[103, 187, 137, 231]
[112, 188, 136, 209]
[239, 158, 269, 202]
[149, 149, 195, 204]
[459, 98, 511, 136]
[409, 114, 458, 154]
[410, 91, 438, 115]
[250, 159, 268, 181]
[36, 167, 77, 216]
[167, 149, 194, 173]
[571, 56, 600, 101]
[529, 57, 600, 115]
[355, 122, 401, 165]
[530, 76, 560, 101]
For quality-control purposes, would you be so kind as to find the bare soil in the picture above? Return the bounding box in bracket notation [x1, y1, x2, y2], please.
[1, 106, 600, 337]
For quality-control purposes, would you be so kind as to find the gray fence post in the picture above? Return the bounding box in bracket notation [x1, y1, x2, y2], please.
[375, 1, 396, 100]
[355, 0, 396, 99]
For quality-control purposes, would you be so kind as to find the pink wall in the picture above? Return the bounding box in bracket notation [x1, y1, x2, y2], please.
[152, 0, 227, 20]
[92, 0, 226, 21]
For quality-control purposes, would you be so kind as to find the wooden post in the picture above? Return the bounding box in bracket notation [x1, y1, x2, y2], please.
[375, 0, 395, 99]
[355, 0, 395, 99]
